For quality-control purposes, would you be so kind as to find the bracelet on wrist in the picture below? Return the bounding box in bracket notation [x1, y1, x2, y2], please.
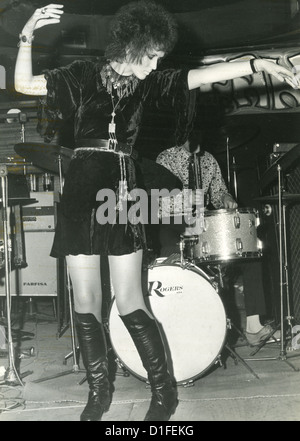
[249, 58, 259, 74]
[18, 33, 35, 47]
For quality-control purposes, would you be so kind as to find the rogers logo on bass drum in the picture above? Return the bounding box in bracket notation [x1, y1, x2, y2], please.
[148, 281, 183, 297]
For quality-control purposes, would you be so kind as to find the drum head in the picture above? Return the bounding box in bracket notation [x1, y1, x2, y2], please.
[109, 262, 227, 385]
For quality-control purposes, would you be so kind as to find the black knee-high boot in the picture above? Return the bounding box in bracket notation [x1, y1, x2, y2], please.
[120, 309, 178, 421]
[75, 312, 111, 421]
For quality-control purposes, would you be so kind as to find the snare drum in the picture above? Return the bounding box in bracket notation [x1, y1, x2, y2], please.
[109, 259, 227, 385]
[183, 208, 262, 263]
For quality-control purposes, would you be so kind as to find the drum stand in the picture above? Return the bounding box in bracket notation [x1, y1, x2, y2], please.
[32, 155, 85, 384]
[0, 165, 25, 386]
[244, 164, 300, 370]
[208, 264, 260, 379]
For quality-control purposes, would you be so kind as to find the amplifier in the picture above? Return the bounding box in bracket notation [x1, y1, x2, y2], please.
[0, 231, 58, 296]
[269, 143, 299, 166]
[22, 191, 59, 231]
[273, 143, 297, 153]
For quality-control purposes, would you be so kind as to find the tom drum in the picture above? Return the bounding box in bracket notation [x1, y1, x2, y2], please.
[183, 208, 262, 263]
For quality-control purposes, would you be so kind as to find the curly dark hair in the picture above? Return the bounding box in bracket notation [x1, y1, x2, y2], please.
[105, 1, 178, 63]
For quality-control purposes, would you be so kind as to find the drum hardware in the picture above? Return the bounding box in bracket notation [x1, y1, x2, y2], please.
[14, 143, 73, 178]
[29, 174, 37, 192]
[244, 164, 300, 368]
[200, 263, 260, 378]
[223, 326, 260, 380]
[0, 166, 39, 384]
[138, 157, 183, 192]
[0, 164, 31, 386]
[232, 157, 238, 201]
[42, 173, 53, 192]
[225, 137, 233, 195]
[13, 141, 85, 383]
[30, 153, 86, 385]
[212, 124, 260, 154]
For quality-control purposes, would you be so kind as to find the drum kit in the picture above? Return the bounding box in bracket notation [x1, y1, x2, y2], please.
[108, 139, 300, 385]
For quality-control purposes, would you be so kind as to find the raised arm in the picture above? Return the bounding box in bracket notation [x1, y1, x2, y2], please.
[187, 58, 300, 90]
[14, 4, 64, 96]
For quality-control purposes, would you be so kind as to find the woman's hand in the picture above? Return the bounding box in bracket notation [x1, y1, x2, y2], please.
[15, 4, 63, 95]
[255, 59, 300, 89]
[22, 4, 64, 35]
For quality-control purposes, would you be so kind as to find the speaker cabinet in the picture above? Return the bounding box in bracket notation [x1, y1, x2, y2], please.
[0, 231, 58, 296]
[287, 166, 300, 323]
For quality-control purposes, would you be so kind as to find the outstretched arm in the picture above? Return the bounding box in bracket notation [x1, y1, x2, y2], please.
[14, 4, 64, 96]
[187, 58, 300, 90]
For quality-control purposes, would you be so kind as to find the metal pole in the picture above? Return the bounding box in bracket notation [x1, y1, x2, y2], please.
[226, 137, 231, 189]
[0, 166, 23, 385]
[277, 164, 285, 358]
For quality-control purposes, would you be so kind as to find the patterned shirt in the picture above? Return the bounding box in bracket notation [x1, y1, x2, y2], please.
[156, 146, 231, 216]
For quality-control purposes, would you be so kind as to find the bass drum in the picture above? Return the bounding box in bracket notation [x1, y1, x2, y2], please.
[109, 259, 227, 385]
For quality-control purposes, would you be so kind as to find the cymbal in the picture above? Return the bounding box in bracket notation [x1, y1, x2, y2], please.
[229, 164, 252, 172]
[211, 124, 260, 153]
[137, 158, 183, 193]
[14, 143, 73, 175]
[255, 193, 300, 204]
[260, 143, 300, 189]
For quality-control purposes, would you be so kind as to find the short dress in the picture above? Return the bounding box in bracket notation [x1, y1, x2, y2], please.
[37, 60, 194, 257]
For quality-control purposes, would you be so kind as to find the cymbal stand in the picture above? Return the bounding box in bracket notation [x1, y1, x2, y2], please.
[0, 165, 24, 386]
[232, 156, 238, 201]
[226, 137, 231, 188]
[244, 164, 300, 369]
[57, 154, 64, 195]
[226, 138, 239, 201]
[54, 154, 67, 334]
[33, 154, 85, 384]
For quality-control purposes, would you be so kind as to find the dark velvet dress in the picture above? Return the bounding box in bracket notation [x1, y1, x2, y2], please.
[37, 60, 194, 257]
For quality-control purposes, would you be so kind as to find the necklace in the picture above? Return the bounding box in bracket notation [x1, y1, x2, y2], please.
[100, 63, 139, 146]
[100, 63, 139, 98]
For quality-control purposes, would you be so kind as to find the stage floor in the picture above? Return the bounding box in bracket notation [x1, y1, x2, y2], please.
[0, 298, 300, 422]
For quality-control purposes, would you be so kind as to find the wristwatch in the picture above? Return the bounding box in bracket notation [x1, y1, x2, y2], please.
[18, 33, 35, 45]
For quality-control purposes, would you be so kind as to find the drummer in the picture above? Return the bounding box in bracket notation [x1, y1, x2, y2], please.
[155, 129, 280, 346]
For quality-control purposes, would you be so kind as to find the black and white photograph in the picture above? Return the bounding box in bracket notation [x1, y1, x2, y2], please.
[0, 0, 300, 424]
